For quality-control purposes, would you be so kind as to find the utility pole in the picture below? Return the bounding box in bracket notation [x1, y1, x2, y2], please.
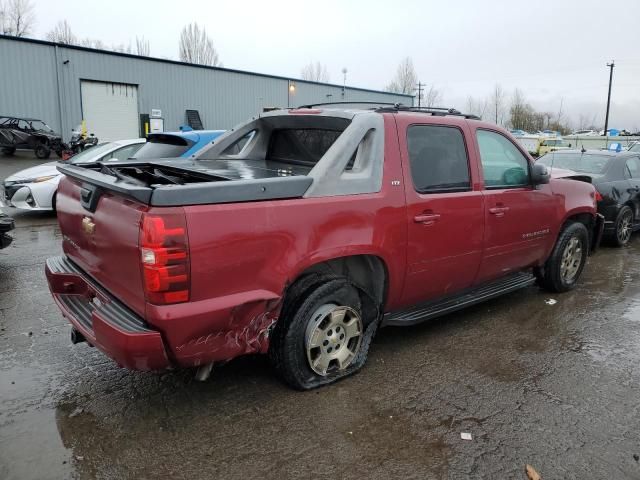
[604, 60, 615, 136]
[415, 82, 424, 107]
[341, 68, 347, 100]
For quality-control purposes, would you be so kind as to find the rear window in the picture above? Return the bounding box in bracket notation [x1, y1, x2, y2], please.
[407, 125, 470, 192]
[267, 129, 343, 166]
[538, 153, 611, 174]
[133, 135, 193, 159]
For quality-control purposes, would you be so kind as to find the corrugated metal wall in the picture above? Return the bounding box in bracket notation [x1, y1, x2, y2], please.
[0, 36, 412, 141]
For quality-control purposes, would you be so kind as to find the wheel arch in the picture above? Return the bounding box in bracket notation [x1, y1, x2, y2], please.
[286, 254, 390, 319]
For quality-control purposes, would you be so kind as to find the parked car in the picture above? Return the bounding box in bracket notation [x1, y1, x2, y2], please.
[45, 106, 603, 390]
[537, 137, 570, 157]
[132, 130, 226, 159]
[570, 130, 598, 136]
[2, 139, 145, 211]
[538, 149, 640, 246]
[2, 130, 225, 212]
[0, 211, 14, 249]
[0, 116, 65, 159]
[628, 142, 640, 153]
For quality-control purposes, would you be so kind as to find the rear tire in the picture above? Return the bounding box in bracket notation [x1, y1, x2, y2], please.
[1, 147, 16, 156]
[610, 205, 633, 247]
[538, 222, 589, 293]
[35, 144, 51, 159]
[269, 275, 375, 390]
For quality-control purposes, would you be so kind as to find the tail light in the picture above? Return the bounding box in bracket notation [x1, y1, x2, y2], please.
[140, 209, 190, 305]
[594, 190, 603, 202]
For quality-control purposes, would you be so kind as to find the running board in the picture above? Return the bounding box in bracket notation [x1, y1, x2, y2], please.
[382, 272, 535, 327]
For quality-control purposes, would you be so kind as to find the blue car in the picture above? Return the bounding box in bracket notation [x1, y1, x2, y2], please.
[133, 129, 225, 159]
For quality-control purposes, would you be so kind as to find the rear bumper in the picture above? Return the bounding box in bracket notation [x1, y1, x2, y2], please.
[45, 256, 170, 370]
[592, 213, 605, 252]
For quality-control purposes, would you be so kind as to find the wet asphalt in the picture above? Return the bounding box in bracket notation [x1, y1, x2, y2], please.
[1, 154, 640, 480]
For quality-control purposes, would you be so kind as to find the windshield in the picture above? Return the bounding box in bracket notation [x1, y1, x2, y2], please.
[70, 142, 114, 164]
[538, 152, 611, 174]
[29, 120, 53, 132]
[629, 143, 640, 152]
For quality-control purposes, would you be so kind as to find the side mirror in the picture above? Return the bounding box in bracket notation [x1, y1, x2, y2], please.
[531, 162, 550, 185]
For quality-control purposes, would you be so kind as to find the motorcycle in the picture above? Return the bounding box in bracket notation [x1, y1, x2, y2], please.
[59, 126, 99, 160]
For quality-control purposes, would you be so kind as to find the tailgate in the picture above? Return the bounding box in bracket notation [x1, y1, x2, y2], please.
[56, 176, 148, 317]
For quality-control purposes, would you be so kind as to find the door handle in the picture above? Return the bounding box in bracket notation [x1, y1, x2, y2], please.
[414, 213, 441, 225]
[489, 206, 510, 217]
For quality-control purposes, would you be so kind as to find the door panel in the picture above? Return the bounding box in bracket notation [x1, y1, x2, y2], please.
[404, 191, 485, 305]
[399, 121, 484, 306]
[625, 157, 640, 222]
[478, 187, 555, 282]
[474, 129, 556, 283]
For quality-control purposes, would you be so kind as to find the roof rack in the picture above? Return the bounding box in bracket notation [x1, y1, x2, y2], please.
[294, 102, 480, 120]
[376, 105, 481, 120]
[296, 101, 403, 109]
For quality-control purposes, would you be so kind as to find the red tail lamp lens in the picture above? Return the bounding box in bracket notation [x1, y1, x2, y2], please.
[140, 210, 190, 305]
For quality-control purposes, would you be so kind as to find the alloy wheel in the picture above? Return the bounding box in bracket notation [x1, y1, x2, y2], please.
[305, 304, 363, 376]
[617, 210, 633, 245]
[560, 237, 583, 283]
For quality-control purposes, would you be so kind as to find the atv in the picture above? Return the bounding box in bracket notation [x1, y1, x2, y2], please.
[0, 116, 65, 159]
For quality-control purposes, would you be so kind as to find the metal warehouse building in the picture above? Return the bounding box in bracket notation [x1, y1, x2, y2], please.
[0, 35, 412, 142]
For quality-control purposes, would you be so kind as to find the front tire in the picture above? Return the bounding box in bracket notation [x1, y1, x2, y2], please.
[538, 222, 589, 293]
[35, 144, 51, 159]
[1, 147, 16, 156]
[269, 275, 374, 390]
[611, 205, 633, 247]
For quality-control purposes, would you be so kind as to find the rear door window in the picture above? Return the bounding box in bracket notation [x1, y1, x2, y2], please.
[406, 125, 470, 193]
[626, 157, 640, 178]
[477, 130, 530, 188]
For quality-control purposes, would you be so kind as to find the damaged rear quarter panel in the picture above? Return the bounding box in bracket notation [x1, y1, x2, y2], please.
[150, 118, 408, 367]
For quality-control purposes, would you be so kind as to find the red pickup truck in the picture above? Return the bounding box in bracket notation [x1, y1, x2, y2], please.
[46, 105, 603, 389]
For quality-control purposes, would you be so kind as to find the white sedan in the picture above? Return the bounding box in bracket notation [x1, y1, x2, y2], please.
[1, 139, 144, 211]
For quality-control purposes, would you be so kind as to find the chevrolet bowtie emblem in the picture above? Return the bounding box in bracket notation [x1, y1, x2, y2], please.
[82, 216, 95, 235]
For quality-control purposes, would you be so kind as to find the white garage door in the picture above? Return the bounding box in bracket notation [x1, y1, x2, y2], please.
[81, 81, 139, 142]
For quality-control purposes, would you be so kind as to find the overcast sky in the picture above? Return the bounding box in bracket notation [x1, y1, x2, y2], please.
[30, 0, 640, 130]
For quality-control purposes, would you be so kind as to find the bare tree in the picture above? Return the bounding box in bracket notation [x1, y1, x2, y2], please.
[2, 0, 34, 36]
[111, 42, 132, 54]
[424, 85, 443, 108]
[490, 83, 507, 126]
[179, 23, 221, 66]
[0, 1, 7, 34]
[79, 37, 106, 50]
[385, 57, 418, 95]
[135, 36, 150, 56]
[45, 19, 76, 44]
[466, 96, 489, 119]
[300, 61, 330, 83]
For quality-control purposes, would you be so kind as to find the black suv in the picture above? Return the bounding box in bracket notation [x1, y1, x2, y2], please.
[0, 116, 64, 159]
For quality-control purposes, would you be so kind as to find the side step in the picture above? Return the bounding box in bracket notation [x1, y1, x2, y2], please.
[382, 272, 535, 327]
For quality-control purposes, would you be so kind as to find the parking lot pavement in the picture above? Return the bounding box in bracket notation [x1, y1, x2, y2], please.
[2, 162, 640, 479]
